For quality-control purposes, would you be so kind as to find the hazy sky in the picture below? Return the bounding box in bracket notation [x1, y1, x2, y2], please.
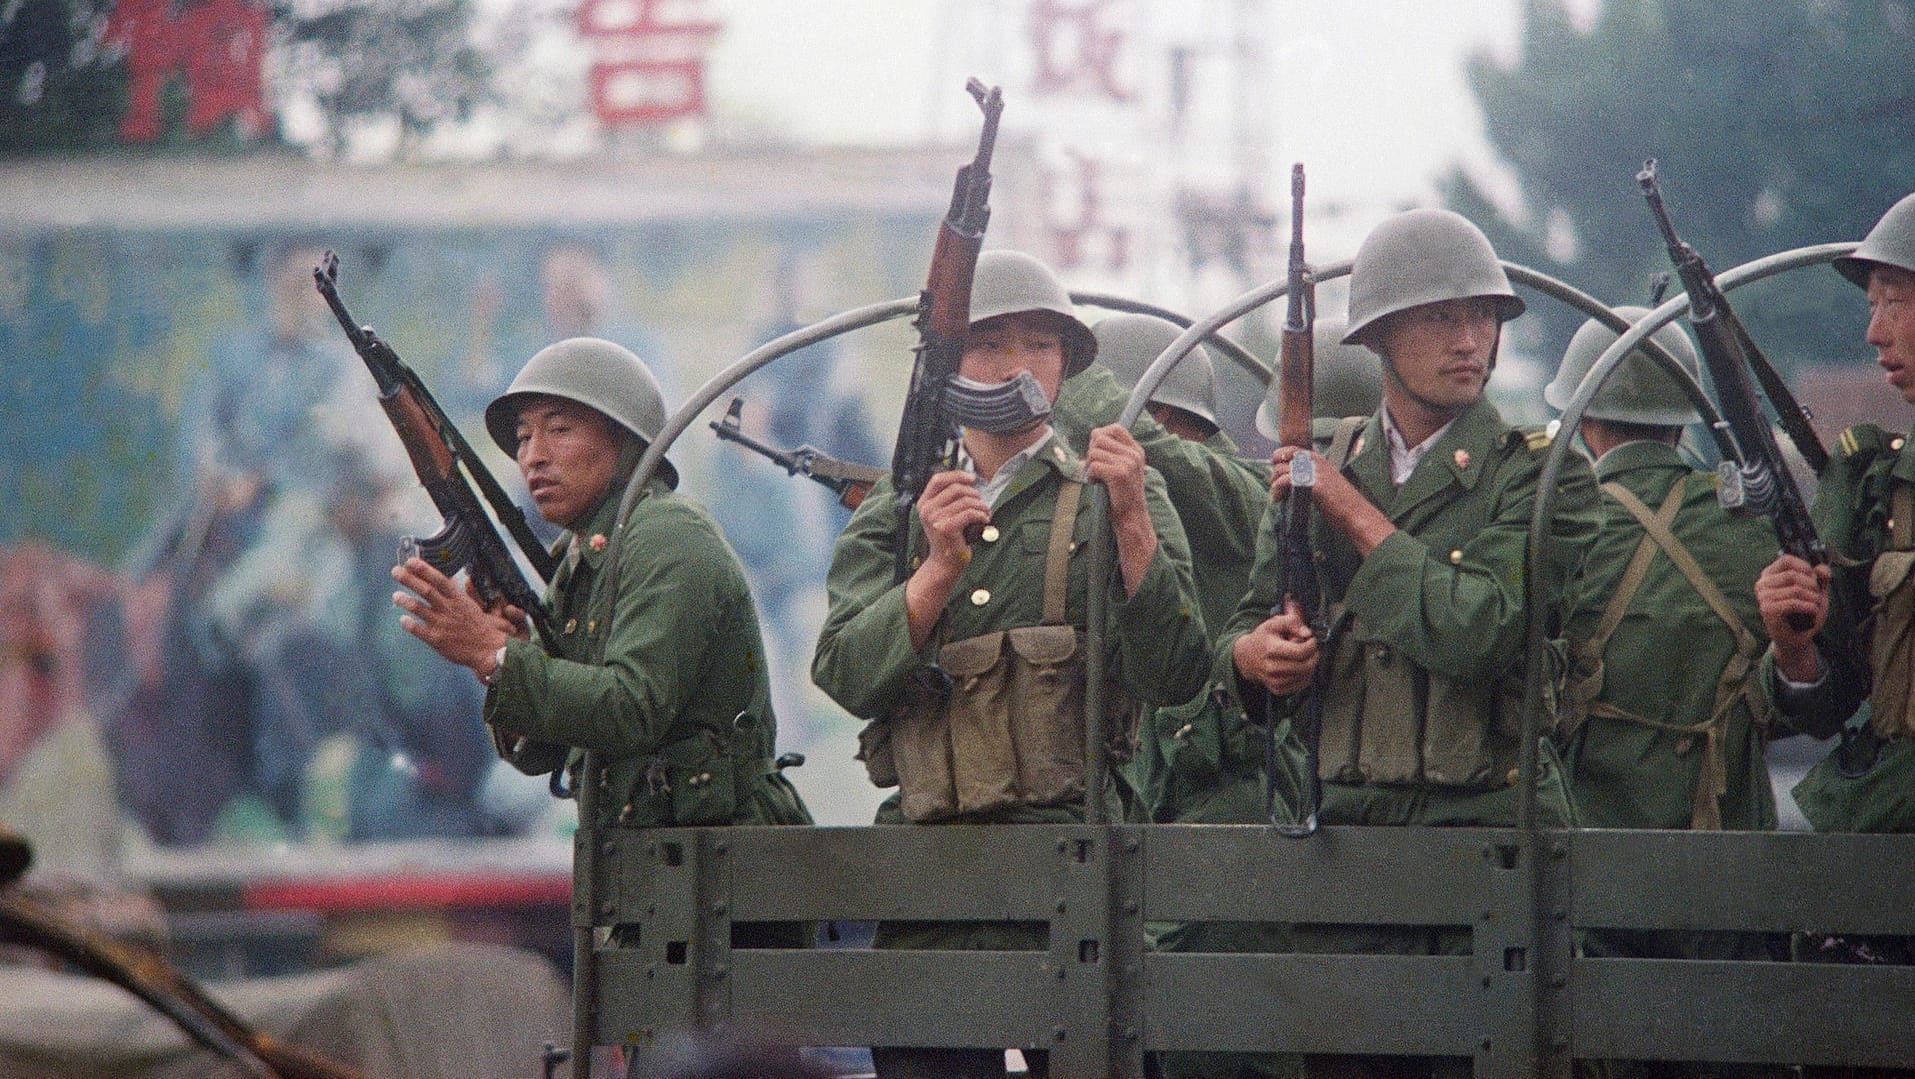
[705, 0, 1529, 208]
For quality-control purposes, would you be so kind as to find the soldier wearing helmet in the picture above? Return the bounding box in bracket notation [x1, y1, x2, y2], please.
[813, 251, 1208, 1079]
[1210, 208, 1599, 1079]
[1760, 193, 1915, 863]
[391, 337, 812, 846]
[1551, 310, 1812, 1062]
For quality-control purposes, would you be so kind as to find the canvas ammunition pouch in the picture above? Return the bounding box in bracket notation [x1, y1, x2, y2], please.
[877, 481, 1134, 822]
[1866, 484, 1915, 742]
[1313, 606, 1534, 788]
[1558, 478, 1768, 830]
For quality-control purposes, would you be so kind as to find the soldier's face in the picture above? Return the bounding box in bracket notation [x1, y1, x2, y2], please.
[1373, 297, 1500, 416]
[960, 313, 1067, 403]
[1866, 267, 1915, 405]
[514, 397, 624, 529]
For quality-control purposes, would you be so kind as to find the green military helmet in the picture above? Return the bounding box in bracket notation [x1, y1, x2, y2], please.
[1090, 312, 1217, 428]
[485, 336, 676, 484]
[1833, 192, 1915, 288]
[1342, 208, 1525, 346]
[969, 249, 1098, 376]
[1543, 306, 1702, 426]
[1255, 318, 1385, 438]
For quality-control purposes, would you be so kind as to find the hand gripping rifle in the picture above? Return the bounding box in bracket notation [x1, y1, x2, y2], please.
[710, 397, 884, 509]
[890, 77, 1003, 583]
[1272, 163, 1332, 837]
[1637, 160, 1827, 628]
[314, 253, 560, 645]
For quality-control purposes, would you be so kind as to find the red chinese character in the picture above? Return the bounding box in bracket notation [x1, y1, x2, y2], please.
[1029, 0, 1132, 102]
[105, 0, 269, 143]
[1043, 151, 1130, 272]
[577, 0, 722, 125]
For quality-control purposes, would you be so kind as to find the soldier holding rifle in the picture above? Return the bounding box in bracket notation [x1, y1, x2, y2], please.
[1215, 208, 1599, 1079]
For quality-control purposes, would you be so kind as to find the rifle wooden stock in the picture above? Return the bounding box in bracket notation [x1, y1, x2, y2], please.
[890, 79, 1003, 583]
[314, 253, 561, 645]
[1274, 162, 1325, 837]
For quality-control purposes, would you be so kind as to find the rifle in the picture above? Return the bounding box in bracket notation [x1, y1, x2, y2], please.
[1272, 163, 1329, 837]
[890, 77, 1003, 583]
[313, 253, 560, 646]
[1637, 160, 1827, 628]
[0, 889, 363, 1078]
[710, 397, 883, 509]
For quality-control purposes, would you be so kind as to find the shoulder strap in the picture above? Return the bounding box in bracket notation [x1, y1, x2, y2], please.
[1325, 416, 1365, 470]
[1586, 476, 1769, 830]
[1042, 480, 1083, 625]
[1893, 482, 1912, 551]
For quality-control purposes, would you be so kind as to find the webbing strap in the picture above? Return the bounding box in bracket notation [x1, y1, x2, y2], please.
[1042, 480, 1083, 626]
[1581, 477, 1766, 830]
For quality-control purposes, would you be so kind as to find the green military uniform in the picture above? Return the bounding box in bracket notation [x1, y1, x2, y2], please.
[1560, 443, 1799, 1079]
[1052, 364, 1275, 822]
[813, 430, 1210, 799]
[486, 473, 811, 832]
[1214, 397, 1599, 872]
[1780, 422, 1915, 832]
[1559, 442, 1791, 833]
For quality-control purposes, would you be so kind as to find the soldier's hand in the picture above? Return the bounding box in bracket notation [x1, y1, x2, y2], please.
[1087, 423, 1149, 525]
[1232, 598, 1319, 696]
[1269, 446, 1395, 557]
[463, 577, 531, 640]
[393, 557, 514, 675]
[916, 469, 989, 575]
[1755, 554, 1830, 683]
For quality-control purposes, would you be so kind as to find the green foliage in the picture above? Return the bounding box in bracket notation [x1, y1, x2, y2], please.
[1446, 0, 1915, 371]
[276, 0, 495, 158]
[0, 0, 129, 154]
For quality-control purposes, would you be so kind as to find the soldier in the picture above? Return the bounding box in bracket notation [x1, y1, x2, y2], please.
[391, 337, 812, 841]
[1051, 312, 1270, 825]
[811, 250, 1209, 1079]
[1548, 309, 1798, 1079]
[1757, 194, 1915, 1012]
[1218, 208, 1600, 1079]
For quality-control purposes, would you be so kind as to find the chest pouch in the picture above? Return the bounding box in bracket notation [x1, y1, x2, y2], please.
[1867, 484, 1915, 741]
[888, 482, 1133, 822]
[1315, 617, 1534, 790]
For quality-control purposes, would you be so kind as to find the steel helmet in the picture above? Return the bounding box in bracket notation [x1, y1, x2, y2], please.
[1091, 313, 1218, 428]
[1543, 306, 1702, 426]
[1255, 318, 1384, 438]
[969, 249, 1098, 376]
[1833, 192, 1915, 288]
[485, 337, 673, 481]
[1343, 208, 1525, 346]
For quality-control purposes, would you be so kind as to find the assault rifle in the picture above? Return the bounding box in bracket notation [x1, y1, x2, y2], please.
[1637, 161, 1827, 626]
[710, 397, 883, 509]
[1272, 163, 1329, 837]
[890, 77, 1003, 582]
[314, 253, 560, 645]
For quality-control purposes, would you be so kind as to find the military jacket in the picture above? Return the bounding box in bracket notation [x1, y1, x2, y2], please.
[1558, 441, 1785, 831]
[1210, 396, 1600, 815]
[1772, 422, 1915, 737]
[812, 433, 1210, 746]
[485, 476, 809, 830]
[1053, 364, 1270, 632]
[1775, 423, 1915, 834]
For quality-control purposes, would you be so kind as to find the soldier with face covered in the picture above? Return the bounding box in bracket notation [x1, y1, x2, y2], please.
[812, 250, 1208, 1079]
[1215, 208, 1600, 1079]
